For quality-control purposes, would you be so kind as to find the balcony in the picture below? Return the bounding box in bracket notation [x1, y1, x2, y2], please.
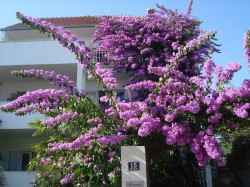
[0, 40, 76, 66]
[0, 101, 44, 129]
[4, 171, 35, 187]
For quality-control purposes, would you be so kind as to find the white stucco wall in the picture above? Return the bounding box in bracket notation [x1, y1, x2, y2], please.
[0, 110, 44, 129]
[3, 27, 95, 43]
[0, 40, 76, 66]
[4, 171, 35, 187]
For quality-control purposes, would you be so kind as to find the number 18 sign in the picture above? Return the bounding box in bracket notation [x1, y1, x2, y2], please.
[121, 146, 147, 187]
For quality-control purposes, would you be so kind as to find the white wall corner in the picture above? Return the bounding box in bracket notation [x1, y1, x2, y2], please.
[76, 63, 87, 93]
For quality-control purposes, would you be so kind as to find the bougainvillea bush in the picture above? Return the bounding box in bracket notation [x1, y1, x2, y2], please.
[1, 3, 250, 187]
[30, 97, 123, 187]
[7, 69, 125, 187]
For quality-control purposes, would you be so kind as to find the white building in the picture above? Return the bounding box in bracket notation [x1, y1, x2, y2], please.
[0, 16, 117, 187]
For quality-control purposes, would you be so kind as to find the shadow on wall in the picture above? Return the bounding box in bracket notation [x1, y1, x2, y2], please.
[0, 166, 5, 187]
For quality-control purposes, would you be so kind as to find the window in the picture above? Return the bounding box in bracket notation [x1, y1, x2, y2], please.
[21, 153, 30, 171]
[116, 89, 127, 101]
[0, 151, 33, 171]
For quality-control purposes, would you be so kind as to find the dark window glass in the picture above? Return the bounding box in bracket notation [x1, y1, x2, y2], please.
[0, 151, 31, 171]
[21, 153, 30, 170]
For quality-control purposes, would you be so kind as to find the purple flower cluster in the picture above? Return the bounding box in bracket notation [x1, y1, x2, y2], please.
[191, 131, 223, 166]
[202, 59, 215, 79]
[0, 89, 69, 113]
[137, 114, 160, 137]
[208, 112, 222, 124]
[206, 80, 250, 117]
[94, 9, 216, 80]
[15, 105, 36, 116]
[233, 103, 250, 119]
[147, 65, 167, 76]
[49, 130, 95, 152]
[42, 111, 78, 127]
[104, 107, 116, 117]
[48, 119, 106, 152]
[162, 123, 192, 145]
[60, 173, 74, 185]
[40, 157, 51, 165]
[190, 76, 204, 87]
[12, 69, 76, 94]
[99, 96, 109, 103]
[178, 100, 200, 114]
[126, 80, 158, 91]
[96, 135, 127, 145]
[95, 63, 117, 89]
[171, 32, 216, 66]
[244, 30, 250, 64]
[215, 63, 241, 83]
[116, 101, 146, 122]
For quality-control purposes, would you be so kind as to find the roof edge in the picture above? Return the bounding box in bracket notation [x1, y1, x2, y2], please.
[0, 24, 96, 31]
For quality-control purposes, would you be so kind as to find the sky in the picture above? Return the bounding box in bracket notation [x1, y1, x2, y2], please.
[0, 0, 249, 85]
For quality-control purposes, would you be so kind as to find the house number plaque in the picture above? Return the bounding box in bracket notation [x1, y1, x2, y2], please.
[121, 146, 147, 187]
[128, 161, 140, 171]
